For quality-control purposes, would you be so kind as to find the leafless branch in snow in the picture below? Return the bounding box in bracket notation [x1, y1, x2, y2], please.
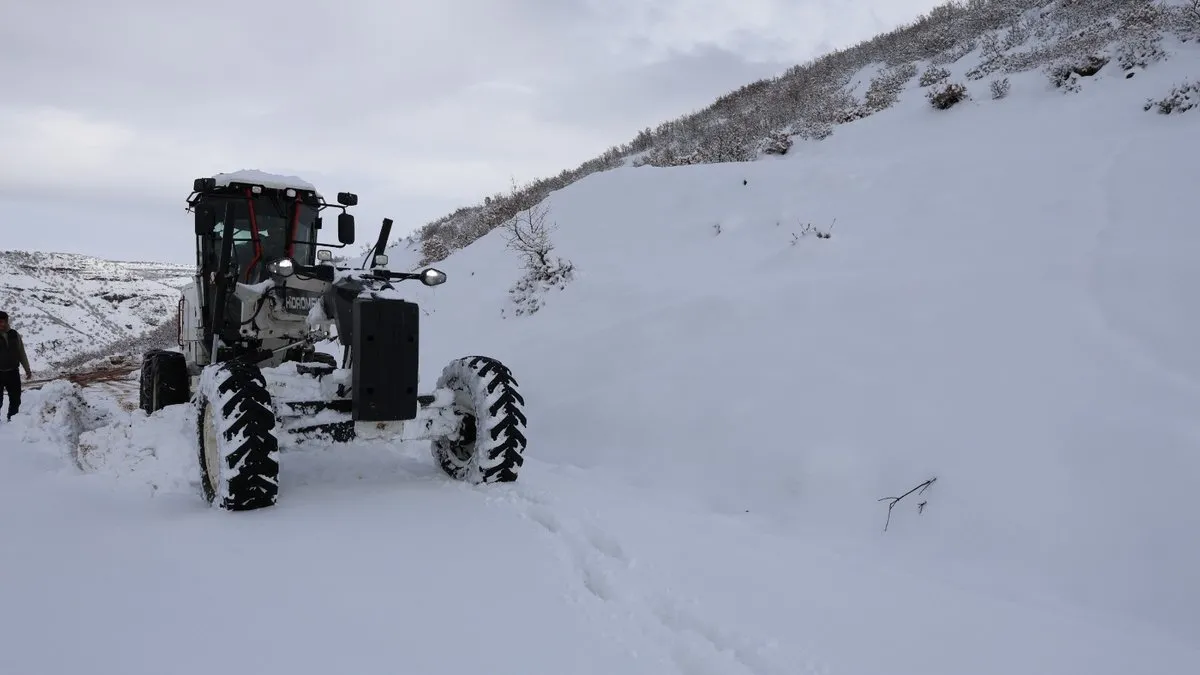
[878, 476, 937, 532]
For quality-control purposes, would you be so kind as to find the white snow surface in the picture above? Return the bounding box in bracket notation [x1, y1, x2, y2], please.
[4, 32, 1200, 675]
[212, 168, 321, 195]
[0, 250, 192, 372]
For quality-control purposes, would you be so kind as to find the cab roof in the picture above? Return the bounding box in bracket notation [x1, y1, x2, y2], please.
[211, 169, 323, 198]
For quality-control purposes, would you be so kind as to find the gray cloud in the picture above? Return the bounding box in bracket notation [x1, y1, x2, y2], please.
[536, 46, 792, 137]
[0, 0, 942, 261]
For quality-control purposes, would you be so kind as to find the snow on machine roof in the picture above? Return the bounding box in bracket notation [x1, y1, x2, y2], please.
[211, 169, 322, 197]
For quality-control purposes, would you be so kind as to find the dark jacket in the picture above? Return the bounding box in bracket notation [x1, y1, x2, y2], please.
[0, 329, 31, 372]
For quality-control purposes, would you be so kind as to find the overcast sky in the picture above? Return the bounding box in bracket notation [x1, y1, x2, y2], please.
[0, 0, 942, 264]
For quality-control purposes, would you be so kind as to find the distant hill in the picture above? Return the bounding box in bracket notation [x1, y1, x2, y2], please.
[0, 250, 192, 373]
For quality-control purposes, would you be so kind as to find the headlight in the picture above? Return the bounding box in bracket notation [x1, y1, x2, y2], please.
[268, 258, 296, 277]
[420, 268, 447, 286]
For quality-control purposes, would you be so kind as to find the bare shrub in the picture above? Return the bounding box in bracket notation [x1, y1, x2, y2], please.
[759, 131, 794, 155]
[504, 201, 563, 277]
[1073, 54, 1110, 77]
[920, 66, 951, 87]
[501, 201, 576, 318]
[1117, 0, 1169, 33]
[1115, 1, 1169, 72]
[1181, 0, 1200, 34]
[1117, 33, 1166, 71]
[55, 319, 180, 374]
[865, 63, 918, 111]
[990, 77, 1011, 99]
[930, 39, 977, 65]
[1004, 13, 1036, 50]
[928, 82, 969, 109]
[1047, 54, 1110, 92]
[807, 86, 861, 127]
[1144, 81, 1200, 114]
[795, 119, 834, 141]
[979, 31, 1003, 61]
[419, 235, 450, 266]
[503, 257, 576, 318]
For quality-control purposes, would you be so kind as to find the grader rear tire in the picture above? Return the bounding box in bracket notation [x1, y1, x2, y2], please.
[139, 350, 190, 414]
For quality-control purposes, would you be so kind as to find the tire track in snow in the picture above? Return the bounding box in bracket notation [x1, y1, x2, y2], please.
[500, 485, 827, 675]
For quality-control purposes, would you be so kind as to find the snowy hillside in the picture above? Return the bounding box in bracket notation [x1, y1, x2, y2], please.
[0, 250, 191, 372]
[3, 11, 1200, 675]
[407, 0, 1200, 265]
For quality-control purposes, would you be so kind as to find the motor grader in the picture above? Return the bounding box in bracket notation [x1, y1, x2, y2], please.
[140, 170, 526, 511]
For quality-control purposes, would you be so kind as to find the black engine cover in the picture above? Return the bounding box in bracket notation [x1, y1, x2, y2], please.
[351, 296, 419, 422]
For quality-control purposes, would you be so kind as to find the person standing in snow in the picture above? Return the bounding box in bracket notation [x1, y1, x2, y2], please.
[0, 311, 33, 421]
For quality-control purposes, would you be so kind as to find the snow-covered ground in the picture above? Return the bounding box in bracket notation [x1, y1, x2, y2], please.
[3, 31, 1200, 675]
[0, 250, 192, 371]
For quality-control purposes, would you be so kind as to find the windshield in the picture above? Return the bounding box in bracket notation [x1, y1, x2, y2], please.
[249, 197, 317, 266]
[200, 194, 319, 282]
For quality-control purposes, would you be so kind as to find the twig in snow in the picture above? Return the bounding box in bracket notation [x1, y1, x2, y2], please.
[878, 476, 937, 532]
[793, 219, 834, 242]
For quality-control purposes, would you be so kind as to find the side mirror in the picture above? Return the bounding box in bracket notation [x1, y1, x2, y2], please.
[338, 212, 355, 244]
[337, 192, 358, 206]
[194, 204, 216, 235]
[373, 253, 389, 267]
[419, 268, 447, 286]
[317, 249, 332, 262]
